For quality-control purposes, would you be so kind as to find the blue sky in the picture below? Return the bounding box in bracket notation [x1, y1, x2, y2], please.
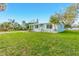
[0, 3, 71, 23]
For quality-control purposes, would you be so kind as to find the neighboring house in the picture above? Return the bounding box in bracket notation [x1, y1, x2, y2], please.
[31, 22, 64, 33]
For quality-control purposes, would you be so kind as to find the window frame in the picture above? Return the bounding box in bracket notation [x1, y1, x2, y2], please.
[46, 24, 52, 29]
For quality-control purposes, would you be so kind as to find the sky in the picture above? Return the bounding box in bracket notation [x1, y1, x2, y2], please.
[0, 3, 72, 23]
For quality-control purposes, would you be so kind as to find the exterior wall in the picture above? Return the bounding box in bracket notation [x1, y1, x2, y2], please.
[33, 24, 46, 32]
[32, 23, 64, 33]
[56, 23, 64, 32]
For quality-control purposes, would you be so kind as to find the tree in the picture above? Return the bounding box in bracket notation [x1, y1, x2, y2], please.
[62, 4, 79, 28]
[13, 22, 22, 30]
[0, 22, 11, 31]
[36, 18, 39, 23]
[21, 20, 28, 30]
[49, 14, 60, 31]
[8, 19, 14, 30]
[8, 19, 23, 30]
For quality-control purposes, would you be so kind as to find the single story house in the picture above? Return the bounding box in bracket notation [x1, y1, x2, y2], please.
[30, 23, 64, 33]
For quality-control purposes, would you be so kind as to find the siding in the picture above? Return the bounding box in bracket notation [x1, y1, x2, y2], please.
[33, 23, 64, 33]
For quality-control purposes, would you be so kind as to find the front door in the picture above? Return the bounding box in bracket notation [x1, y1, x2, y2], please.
[40, 24, 44, 32]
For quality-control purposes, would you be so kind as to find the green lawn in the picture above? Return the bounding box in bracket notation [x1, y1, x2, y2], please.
[0, 31, 79, 56]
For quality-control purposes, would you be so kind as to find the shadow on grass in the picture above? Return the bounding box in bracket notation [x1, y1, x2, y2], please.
[31, 30, 79, 35]
[60, 30, 79, 34]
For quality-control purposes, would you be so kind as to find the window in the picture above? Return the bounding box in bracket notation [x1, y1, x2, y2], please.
[40, 24, 43, 27]
[47, 24, 52, 29]
[35, 25, 38, 28]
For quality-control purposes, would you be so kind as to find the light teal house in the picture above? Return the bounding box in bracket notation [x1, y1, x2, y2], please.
[32, 22, 64, 33]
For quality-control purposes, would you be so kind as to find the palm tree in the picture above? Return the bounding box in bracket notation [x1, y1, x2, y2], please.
[8, 19, 16, 30]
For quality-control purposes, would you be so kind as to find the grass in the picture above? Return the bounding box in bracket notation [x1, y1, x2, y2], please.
[0, 30, 79, 56]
